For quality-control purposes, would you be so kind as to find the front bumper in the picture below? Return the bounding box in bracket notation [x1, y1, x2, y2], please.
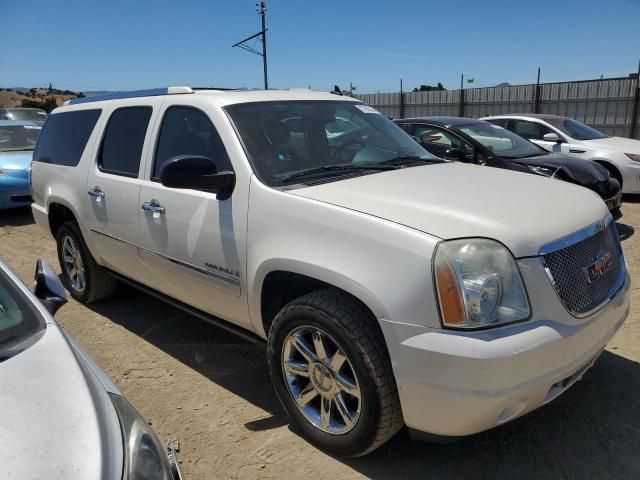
[0, 174, 30, 209]
[382, 272, 630, 437]
[620, 162, 640, 194]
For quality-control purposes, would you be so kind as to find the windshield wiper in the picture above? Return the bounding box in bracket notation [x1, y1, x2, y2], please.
[379, 155, 439, 166]
[1, 148, 34, 152]
[281, 164, 398, 183]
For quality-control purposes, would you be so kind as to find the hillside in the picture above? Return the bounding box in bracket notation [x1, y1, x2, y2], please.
[0, 87, 81, 111]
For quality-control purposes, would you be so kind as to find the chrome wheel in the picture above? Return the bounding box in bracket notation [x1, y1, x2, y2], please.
[282, 326, 361, 435]
[61, 235, 86, 292]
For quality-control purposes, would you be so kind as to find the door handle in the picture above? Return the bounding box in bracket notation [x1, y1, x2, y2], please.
[142, 199, 165, 214]
[87, 187, 105, 199]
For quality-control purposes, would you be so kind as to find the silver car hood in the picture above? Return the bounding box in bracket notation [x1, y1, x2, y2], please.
[0, 323, 123, 480]
[291, 162, 609, 258]
[582, 135, 640, 152]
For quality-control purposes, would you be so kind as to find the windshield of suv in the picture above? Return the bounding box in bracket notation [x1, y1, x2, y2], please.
[5, 110, 47, 123]
[226, 101, 436, 186]
[0, 270, 46, 360]
[545, 118, 608, 140]
[458, 122, 545, 159]
[0, 124, 42, 152]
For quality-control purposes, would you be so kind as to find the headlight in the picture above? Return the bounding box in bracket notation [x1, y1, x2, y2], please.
[434, 239, 530, 329]
[624, 153, 640, 162]
[527, 165, 557, 178]
[109, 393, 176, 480]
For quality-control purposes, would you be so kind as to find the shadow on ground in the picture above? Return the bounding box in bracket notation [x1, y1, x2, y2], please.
[0, 207, 34, 227]
[87, 284, 640, 480]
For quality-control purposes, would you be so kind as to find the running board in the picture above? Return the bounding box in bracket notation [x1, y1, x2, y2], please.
[105, 269, 266, 347]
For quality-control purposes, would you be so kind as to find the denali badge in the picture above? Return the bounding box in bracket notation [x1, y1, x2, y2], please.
[583, 250, 613, 284]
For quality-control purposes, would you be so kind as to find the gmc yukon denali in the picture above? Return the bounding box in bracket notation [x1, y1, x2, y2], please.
[30, 87, 630, 456]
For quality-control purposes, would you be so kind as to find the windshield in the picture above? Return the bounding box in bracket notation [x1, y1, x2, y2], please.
[0, 270, 46, 360]
[458, 123, 544, 159]
[5, 110, 47, 123]
[546, 118, 607, 140]
[226, 101, 436, 186]
[0, 124, 42, 152]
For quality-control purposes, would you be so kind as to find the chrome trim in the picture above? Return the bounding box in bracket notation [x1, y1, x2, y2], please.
[89, 229, 241, 288]
[539, 215, 626, 318]
[538, 215, 613, 255]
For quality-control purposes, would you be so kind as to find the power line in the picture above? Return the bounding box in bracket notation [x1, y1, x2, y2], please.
[232, 2, 269, 89]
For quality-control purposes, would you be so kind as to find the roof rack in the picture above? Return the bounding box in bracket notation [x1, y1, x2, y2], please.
[65, 86, 193, 106]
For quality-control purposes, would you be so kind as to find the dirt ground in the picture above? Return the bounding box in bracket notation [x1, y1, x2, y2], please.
[1, 202, 640, 480]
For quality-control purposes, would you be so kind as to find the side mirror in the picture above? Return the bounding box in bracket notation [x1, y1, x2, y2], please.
[443, 147, 467, 161]
[159, 155, 235, 200]
[543, 132, 562, 143]
[33, 259, 67, 315]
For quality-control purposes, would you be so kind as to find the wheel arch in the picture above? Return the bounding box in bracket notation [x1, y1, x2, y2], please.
[592, 159, 623, 187]
[47, 199, 80, 237]
[254, 260, 390, 339]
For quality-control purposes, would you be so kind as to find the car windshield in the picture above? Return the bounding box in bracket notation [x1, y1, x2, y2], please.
[226, 101, 436, 186]
[458, 122, 544, 159]
[0, 124, 42, 152]
[0, 270, 46, 360]
[546, 118, 608, 140]
[5, 110, 47, 123]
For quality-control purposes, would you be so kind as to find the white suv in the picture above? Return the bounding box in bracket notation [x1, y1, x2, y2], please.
[30, 87, 630, 456]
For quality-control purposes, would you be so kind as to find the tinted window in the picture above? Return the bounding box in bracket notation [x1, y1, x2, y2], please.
[33, 109, 101, 166]
[458, 123, 544, 159]
[487, 118, 508, 128]
[546, 118, 607, 140]
[413, 125, 474, 160]
[511, 120, 553, 140]
[153, 106, 231, 179]
[98, 107, 152, 177]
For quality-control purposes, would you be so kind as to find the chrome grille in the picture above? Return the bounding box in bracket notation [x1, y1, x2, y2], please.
[542, 222, 624, 316]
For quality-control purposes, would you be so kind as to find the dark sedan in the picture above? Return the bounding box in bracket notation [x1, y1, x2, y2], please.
[395, 117, 621, 213]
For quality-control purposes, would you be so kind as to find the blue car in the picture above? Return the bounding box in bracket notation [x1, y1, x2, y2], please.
[0, 120, 41, 209]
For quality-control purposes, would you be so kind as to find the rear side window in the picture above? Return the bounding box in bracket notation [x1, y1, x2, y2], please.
[152, 106, 231, 179]
[33, 109, 101, 166]
[98, 107, 152, 177]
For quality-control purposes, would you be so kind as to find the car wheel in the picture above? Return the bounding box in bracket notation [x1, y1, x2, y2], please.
[267, 289, 403, 457]
[56, 221, 117, 303]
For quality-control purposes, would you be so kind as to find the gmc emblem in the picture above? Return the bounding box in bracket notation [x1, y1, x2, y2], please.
[583, 250, 614, 284]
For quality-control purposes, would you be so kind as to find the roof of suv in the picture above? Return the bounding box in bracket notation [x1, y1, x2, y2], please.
[63, 86, 358, 109]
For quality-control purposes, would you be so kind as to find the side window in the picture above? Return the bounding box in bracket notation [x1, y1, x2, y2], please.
[98, 107, 152, 177]
[33, 109, 101, 166]
[153, 106, 231, 180]
[511, 120, 552, 141]
[487, 118, 508, 128]
[413, 125, 474, 159]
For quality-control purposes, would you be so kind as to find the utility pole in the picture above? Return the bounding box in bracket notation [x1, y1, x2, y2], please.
[349, 82, 353, 96]
[232, 2, 269, 89]
[534, 66, 542, 113]
[459, 74, 465, 117]
[630, 59, 640, 139]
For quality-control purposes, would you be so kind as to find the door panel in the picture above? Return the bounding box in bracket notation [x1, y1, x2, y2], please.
[84, 104, 156, 282]
[137, 103, 248, 327]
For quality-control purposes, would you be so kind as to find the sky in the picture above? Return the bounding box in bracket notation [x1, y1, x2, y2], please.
[1, 0, 639, 94]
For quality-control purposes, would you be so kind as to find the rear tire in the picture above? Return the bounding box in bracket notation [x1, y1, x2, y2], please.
[56, 221, 117, 303]
[267, 289, 403, 457]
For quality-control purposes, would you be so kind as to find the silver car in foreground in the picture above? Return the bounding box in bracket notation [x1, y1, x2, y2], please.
[0, 259, 182, 480]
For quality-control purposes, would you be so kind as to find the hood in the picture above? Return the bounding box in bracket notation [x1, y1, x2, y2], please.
[291, 162, 609, 258]
[0, 150, 33, 171]
[509, 153, 609, 186]
[0, 323, 123, 480]
[582, 136, 640, 153]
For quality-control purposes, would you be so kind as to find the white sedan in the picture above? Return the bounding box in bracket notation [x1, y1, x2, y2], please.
[482, 114, 640, 193]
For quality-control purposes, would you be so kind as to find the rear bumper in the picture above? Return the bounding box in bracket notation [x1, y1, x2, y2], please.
[384, 273, 630, 437]
[0, 176, 31, 209]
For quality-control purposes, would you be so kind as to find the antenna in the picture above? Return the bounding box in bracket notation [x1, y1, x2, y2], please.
[232, 2, 269, 89]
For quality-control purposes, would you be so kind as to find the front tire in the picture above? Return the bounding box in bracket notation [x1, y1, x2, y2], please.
[267, 289, 403, 456]
[56, 221, 117, 303]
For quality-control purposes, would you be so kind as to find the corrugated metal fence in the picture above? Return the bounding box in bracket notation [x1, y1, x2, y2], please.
[356, 77, 640, 139]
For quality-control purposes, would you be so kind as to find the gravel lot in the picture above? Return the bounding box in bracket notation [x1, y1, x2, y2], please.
[1, 201, 639, 480]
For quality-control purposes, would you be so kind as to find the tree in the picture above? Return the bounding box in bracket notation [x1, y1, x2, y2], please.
[21, 96, 58, 112]
[412, 83, 446, 92]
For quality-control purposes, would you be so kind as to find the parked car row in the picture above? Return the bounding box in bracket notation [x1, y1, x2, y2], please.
[22, 87, 629, 461]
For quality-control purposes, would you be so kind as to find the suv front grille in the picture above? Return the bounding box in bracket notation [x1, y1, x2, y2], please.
[542, 221, 624, 316]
